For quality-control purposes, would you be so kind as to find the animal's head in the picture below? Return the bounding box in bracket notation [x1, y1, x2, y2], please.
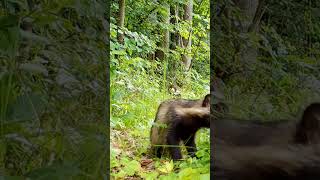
[295, 103, 320, 144]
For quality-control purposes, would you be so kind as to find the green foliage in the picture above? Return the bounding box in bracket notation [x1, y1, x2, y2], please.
[0, 0, 108, 179]
[0, 15, 20, 58]
[111, 0, 210, 179]
[214, 0, 320, 119]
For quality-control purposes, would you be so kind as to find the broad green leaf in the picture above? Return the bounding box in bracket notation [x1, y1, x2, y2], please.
[140, 171, 159, 180]
[0, 15, 19, 29]
[200, 173, 210, 180]
[158, 160, 174, 174]
[0, 15, 20, 57]
[178, 167, 200, 180]
[112, 50, 126, 55]
[122, 160, 141, 176]
[20, 30, 50, 44]
[19, 63, 48, 76]
[33, 14, 58, 26]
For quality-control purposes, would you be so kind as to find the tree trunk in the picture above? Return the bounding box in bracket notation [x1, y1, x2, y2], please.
[234, 0, 260, 32]
[155, 4, 170, 60]
[163, 4, 170, 56]
[182, 0, 193, 70]
[117, 0, 126, 44]
[170, 5, 180, 50]
[233, 0, 263, 75]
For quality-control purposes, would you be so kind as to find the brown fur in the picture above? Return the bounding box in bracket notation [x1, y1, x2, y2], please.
[294, 103, 320, 144]
[150, 94, 210, 145]
[150, 94, 213, 160]
[212, 118, 296, 146]
[212, 103, 320, 179]
[213, 103, 320, 146]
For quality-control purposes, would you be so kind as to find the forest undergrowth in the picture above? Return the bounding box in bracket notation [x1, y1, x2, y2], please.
[110, 56, 211, 179]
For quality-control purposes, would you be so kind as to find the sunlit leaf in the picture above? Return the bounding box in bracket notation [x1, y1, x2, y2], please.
[158, 160, 174, 174]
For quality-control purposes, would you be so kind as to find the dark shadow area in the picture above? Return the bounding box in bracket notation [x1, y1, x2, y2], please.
[211, 0, 320, 179]
[0, 1, 109, 179]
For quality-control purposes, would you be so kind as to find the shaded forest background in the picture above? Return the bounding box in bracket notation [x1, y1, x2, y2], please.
[0, 0, 108, 179]
[214, 0, 320, 120]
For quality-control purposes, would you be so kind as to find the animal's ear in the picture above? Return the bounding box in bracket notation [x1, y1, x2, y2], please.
[295, 103, 320, 144]
[301, 103, 320, 129]
[202, 94, 211, 107]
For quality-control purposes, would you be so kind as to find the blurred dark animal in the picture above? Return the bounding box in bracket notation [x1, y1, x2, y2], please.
[150, 94, 227, 160]
[211, 103, 320, 179]
[213, 103, 320, 146]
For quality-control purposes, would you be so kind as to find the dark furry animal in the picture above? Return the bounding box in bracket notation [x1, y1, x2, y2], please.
[211, 103, 320, 179]
[294, 103, 320, 145]
[150, 94, 215, 160]
[213, 103, 320, 146]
